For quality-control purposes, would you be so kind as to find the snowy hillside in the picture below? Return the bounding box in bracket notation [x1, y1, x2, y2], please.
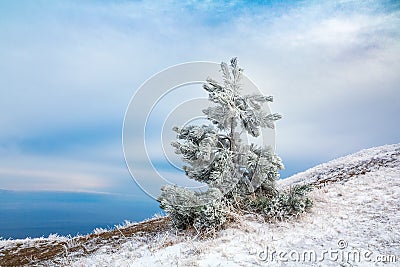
[1, 144, 399, 266]
[279, 144, 400, 188]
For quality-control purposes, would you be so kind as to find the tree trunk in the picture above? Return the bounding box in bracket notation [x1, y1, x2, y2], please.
[230, 117, 235, 152]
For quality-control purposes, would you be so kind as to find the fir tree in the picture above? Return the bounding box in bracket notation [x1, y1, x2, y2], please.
[158, 58, 312, 230]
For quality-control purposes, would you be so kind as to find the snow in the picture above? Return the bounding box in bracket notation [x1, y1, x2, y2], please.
[1, 144, 399, 266]
[0, 234, 70, 253]
[279, 143, 400, 188]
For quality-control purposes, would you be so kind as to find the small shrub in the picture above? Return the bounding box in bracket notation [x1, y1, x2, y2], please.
[252, 184, 313, 220]
[158, 185, 227, 230]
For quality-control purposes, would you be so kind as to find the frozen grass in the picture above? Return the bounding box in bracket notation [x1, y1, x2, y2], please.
[0, 217, 170, 266]
[1, 144, 399, 266]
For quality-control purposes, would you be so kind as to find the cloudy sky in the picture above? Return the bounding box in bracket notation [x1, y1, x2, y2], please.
[0, 0, 399, 197]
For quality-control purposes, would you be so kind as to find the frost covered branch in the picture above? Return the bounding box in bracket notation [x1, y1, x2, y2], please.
[158, 58, 312, 231]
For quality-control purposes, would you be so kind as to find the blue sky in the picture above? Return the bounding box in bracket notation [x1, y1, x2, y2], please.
[0, 0, 399, 196]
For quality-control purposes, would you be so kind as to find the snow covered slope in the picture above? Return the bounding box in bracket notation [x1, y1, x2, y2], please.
[1, 144, 399, 266]
[279, 144, 400, 188]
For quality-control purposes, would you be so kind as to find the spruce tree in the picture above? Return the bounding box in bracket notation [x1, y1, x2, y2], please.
[158, 58, 312, 230]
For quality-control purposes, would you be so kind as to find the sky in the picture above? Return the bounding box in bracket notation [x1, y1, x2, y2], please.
[0, 0, 399, 198]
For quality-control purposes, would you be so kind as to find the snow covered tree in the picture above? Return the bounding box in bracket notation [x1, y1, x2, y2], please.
[158, 58, 312, 230]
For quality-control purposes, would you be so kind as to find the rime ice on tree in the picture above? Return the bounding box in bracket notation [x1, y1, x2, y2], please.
[159, 58, 311, 230]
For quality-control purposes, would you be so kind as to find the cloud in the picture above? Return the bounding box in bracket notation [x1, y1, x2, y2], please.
[0, 0, 399, 192]
[0, 153, 109, 191]
[0, 168, 107, 192]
